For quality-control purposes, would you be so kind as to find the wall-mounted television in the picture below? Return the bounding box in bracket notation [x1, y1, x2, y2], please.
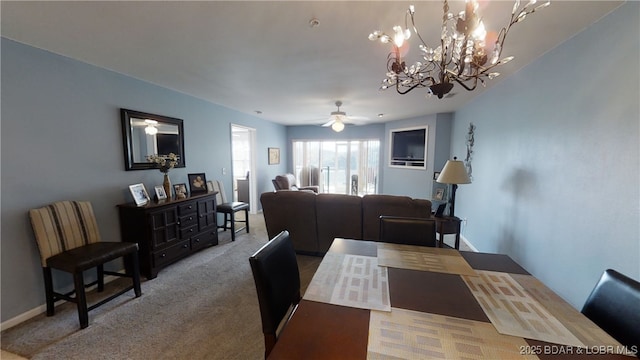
[389, 126, 427, 168]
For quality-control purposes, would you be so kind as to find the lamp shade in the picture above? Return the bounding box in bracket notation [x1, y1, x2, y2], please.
[436, 159, 470, 184]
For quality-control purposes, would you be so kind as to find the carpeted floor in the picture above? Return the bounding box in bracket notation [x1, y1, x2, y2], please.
[1, 213, 322, 360]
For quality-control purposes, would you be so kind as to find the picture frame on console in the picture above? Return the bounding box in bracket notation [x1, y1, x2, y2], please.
[206, 180, 214, 192]
[434, 188, 445, 201]
[188, 173, 208, 194]
[174, 183, 187, 198]
[154, 185, 167, 200]
[129, 183, 150, 206]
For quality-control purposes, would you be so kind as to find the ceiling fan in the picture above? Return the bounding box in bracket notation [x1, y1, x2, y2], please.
[321, 101, 368, 132]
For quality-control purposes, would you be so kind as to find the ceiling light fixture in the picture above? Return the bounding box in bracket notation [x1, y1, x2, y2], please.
[369, 0, 550, 99]
[324, 101, 347, 132]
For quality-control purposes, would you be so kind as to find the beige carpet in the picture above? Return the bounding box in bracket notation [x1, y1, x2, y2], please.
[1, 213, 321, 360]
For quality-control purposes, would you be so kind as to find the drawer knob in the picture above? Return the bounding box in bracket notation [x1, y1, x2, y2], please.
[188, 216, 193, 221]
[188, 205, 193, 209]
[195, 238, 200, 243]
[161, 253, 166, 258]
[189, 228, 194, 233]
[182, 244, 188, 248]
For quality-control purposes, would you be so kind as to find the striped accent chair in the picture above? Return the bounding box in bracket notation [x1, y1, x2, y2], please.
[29, 201, 141, 329]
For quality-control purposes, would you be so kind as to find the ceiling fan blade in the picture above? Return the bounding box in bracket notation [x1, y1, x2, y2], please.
[321, 119, 335, 127]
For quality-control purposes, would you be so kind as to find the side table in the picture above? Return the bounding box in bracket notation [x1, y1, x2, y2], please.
[433, 216, 462, 249]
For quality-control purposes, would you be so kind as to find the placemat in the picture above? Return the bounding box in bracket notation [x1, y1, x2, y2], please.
[511, 274, 626, 351]
[377, 243, 477, 276]
[368, 307, 539, 359]
[304, 252, 391, 311]
[462, 270, 584, 348]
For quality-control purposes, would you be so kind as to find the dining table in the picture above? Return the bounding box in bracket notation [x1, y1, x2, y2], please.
[268, 238, 635, 359]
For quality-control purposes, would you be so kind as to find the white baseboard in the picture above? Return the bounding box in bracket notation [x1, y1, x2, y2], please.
[0, 305, 48, 331]
[0, 275, 120, 331]
[460, 235, 478, 252]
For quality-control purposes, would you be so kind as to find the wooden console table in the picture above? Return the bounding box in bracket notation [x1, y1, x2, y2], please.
[117, 192, 218, 279]
[433, 216, 461, 249]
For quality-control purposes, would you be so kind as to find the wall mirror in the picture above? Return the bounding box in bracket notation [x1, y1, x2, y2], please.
[121, 108, 186, 171]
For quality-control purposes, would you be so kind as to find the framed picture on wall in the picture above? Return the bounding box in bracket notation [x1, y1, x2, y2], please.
[188, 173, 208, 194]
[268, 147, 280, 165]
[129, 183, 150, 206]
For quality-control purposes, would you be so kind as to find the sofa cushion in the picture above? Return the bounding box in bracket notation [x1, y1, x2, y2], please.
[316, 194, 363, 253]
[361, 194, 432, 241]
[260, 191, 318, 254]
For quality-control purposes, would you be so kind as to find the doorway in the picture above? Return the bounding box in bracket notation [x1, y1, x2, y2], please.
[231, 125, 257, 214]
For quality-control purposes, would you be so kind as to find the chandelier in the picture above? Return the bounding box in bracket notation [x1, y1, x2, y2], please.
[368, 0, 550, 99]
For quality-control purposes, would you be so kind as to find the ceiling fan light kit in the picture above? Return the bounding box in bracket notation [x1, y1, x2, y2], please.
[369, 0, 550, 99]
[323, 101, 349, 132]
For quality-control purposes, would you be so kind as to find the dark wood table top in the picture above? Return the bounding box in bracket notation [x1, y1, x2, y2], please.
[268, 239, 631, 360]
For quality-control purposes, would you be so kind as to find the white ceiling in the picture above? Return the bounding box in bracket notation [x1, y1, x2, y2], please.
[1, 1, 622, 126]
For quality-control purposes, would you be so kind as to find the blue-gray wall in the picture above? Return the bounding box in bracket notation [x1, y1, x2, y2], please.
[450, 2, 639, 308]
[1, 38, 288, 322]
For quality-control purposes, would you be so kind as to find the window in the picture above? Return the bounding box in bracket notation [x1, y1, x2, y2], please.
[292, 140, 380, 195]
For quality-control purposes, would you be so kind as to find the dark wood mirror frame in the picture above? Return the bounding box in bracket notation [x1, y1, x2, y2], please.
[121, 108, 186, 171]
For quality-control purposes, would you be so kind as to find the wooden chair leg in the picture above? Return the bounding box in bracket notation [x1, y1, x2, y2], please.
[230, 211, 236, 241]
[97, 264, 105, 292]
[245, 208, 250, 233]
[73, 271, 89, 329]
[42, 267, 56, 316]
[126, 252, 142, 298]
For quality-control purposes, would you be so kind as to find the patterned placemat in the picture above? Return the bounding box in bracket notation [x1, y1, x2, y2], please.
[304, 252, 391, 311]
[462, 271, 584, 348]
[511, 274, 625, 351]
[368, 307, 539, 359]
[377, 243, 477, 276]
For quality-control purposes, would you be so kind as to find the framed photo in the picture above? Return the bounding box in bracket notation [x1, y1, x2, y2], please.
[433, 171, 441, 181]
[188, 173, 208, 194]
[268, 147, 280, 165]
[173, 183, 187, 198]
[154, 185, 167, 200]
[129, 183, 150, 206]
[206, 180, 215, 192]
[434, 188, 445, 201]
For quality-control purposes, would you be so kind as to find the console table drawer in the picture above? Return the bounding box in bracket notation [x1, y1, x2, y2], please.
[179, 213, 198, 228]
[180, 224, 198, 239]
[153, 239, 191, 268]
[192, 230, 218, 251]
[178, 202, 197, 215]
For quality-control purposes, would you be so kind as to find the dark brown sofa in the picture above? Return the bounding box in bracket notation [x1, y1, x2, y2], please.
[260, 191, 432, 255]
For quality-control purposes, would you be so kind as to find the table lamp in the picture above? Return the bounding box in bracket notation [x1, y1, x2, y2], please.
[436, 157, 471, 217]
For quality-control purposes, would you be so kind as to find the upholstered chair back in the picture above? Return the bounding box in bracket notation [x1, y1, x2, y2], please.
[29, 201, 102, 267]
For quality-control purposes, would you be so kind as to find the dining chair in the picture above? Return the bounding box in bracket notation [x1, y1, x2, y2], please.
[29, 200, 142, 329]
[249, 230, 301, 358]
[213, 179, 249, 241]
[379, 215, 437, 247]
[581, 269, 640, 352]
